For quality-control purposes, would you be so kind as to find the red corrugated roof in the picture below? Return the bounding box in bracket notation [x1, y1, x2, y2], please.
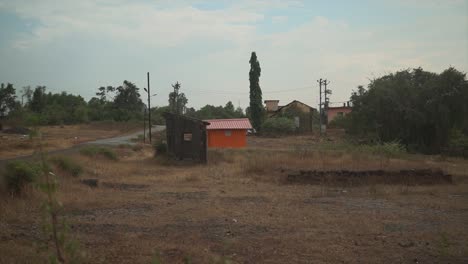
[204, 118, 252, 130]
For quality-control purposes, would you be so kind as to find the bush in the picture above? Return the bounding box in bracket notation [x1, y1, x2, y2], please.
[50, 156, 83, 177]
[99, 148, 118, 160]
[132, 144, 143, 152]
[80, 146, 118, 160]
[444, 128, 468, 158]
[261, 117, 296, 135]
[154, 141, 167, 156]
[356, 141, 407, 158]
[3, 161, 41, 195]
[328, 114, 350, 129]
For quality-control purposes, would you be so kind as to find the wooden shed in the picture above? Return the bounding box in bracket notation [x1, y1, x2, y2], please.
[163, 112, 210, 163]
[204, 118, 252, 148]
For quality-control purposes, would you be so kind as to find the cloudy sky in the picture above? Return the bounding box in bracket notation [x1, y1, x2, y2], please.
[0, 0, 467, 109]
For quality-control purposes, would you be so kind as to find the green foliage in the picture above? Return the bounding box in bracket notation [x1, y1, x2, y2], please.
[346, 67, 468, 154]
[80, 146, 118, 160]
[328, 114, 350, 129]
[261, 117, 296, 135]
[249, 52, 263, 131]
[0, 83, 17, 118]
[113, 81, 145, 121]
[30, 86, 47, 113]
[168, 82, 188, 114]
[355, 141, 407, 158]
[50, 156, 83, 177]
[150, 106, 171, 125]
[445, 128, 468, 158]
[186, 101, 245, 120]
[3, 161, 40, 195]
[154, 141, 167, 156]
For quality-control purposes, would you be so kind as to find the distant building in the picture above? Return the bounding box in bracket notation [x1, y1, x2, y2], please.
[204, 118, 252, 148]
[327, 102, 352, 124]
[264, 100, 316, 133]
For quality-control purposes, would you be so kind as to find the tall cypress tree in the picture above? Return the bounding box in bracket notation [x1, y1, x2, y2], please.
[249, 52, 263, 131]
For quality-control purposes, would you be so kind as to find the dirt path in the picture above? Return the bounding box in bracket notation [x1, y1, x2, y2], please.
[0, 125, 165, 164]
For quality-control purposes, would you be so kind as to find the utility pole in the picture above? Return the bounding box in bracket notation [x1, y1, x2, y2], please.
[147, 72, 152, 143]
[143, 108, 146, 143]
[317, 78, 323, 136]
[323, 79, 331, 129]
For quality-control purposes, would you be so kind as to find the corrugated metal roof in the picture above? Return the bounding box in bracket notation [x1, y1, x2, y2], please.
[204, 118, 253, 130]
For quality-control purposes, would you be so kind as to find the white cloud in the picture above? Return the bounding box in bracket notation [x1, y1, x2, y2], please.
[0, 0, 466, 108]
[3, 0, 264, 48]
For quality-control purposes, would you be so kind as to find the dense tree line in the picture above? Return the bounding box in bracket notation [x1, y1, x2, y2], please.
[186, 101, 244, 120]
[343, 67, 468, 155]
[0, 80, 246, 128]
[0, 80, 145, 127]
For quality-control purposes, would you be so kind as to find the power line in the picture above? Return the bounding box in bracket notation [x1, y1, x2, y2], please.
[160, 85, 316, 95]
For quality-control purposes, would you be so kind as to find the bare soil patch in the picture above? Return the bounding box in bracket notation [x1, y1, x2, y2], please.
[1, 136, 468, 263]
[285, 168, 453, 186]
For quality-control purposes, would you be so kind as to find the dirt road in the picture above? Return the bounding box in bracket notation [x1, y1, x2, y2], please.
[0, 125, 165, 164]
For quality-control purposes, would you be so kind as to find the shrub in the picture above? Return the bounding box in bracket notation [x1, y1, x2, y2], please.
[79, 146, 118, 160]
[261, 117, 296, 135]
[3, 161, 40, 195]
[154, 141, 167, 156]
[50, 156, 83, 177]
[131, 144, 143, 152]
[444, 128, 468, 158]
[356, 141, 407, 158]
[328, 114, 350, 129]
[99, 148, 118, 160]
[79, 146, 99, 157]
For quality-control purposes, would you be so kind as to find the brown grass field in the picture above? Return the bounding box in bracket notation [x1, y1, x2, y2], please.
[1, 134, 468, 263]
[0, 122, 141, 159]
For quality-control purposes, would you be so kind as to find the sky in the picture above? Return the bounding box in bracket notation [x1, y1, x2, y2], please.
[0, 0, 467, 110]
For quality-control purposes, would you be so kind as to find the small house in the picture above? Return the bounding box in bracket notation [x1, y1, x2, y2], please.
[327, 102, 352, 124]
[265, 100, 316, 133]
[163, 112, 210, 163]
[204, 118, 252, 148]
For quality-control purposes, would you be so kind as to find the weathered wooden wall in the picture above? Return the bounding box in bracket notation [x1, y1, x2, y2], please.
[163, 112, 208, 163]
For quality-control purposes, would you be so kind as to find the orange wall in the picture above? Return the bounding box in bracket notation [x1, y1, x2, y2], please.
[207, 129, 247, 148]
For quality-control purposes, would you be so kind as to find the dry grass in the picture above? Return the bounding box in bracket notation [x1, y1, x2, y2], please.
[1, 136, 468, 263]
[0, 122, 141, 159]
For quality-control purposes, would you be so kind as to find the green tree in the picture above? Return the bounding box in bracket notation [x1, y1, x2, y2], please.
[30, 86, 47, 113]
[168, 82, 188, 114]
[21, 86, 33, 106]
[0, 83, 17, 118]
[346, 67, 468, 154]
[249, 52, 263, 130]
[113, 81, 144, 121]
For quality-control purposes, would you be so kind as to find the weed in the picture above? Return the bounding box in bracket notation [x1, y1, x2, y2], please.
[50, 156, 83, 177]
[208, 149, 235, 164]
[35, 130, 84, 263]
[80, 146, 118, 161]
[154, 141, 167, 156]
[79, 146, 99, 157]
[356, 141, 407, 158]
[99, 147, 118, 160]
[3, 161, 41, 195]
[132, 144, 143, 152]
[437, 232, 450, 256]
